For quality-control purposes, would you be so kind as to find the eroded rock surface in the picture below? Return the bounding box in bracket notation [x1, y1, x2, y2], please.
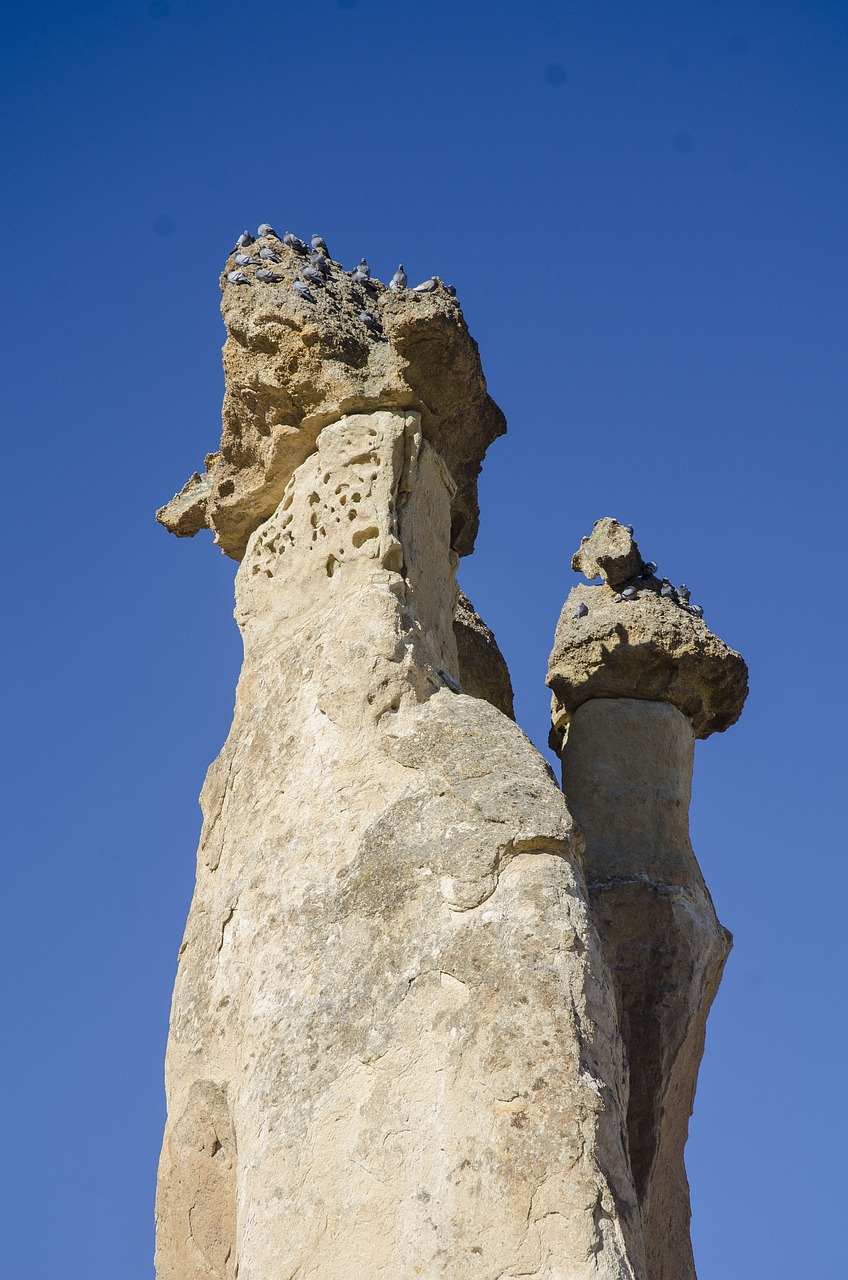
[156, 412, 646, 1280]
[571, 516, 644, 588]
[157, 237, 505, 560]
[453, 590, 515, 719]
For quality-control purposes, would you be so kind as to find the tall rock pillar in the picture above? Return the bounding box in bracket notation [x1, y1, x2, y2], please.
[547, 518, 748, 1280]
[155, 244, 649, 1278]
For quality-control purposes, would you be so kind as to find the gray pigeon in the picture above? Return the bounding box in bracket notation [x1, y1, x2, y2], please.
[678, 584, 691, 604]
[258, 246, 281, 262]
[438, 668, 462, 694]
[234, 252, 260, 266]
[573, 602, 589, 619]
[688, 603, 704, 619]
[302, 266, 323, 285]
[353, 257, 370, 279]
[293, 278, 316, 302]
[621, 586, 638, 600]
[257, 223, 277, 238]
[308, 251, 331, 277]
[639, 560, 658, 578]
[360, 310, 382, 333]
[412, 277, 438, 292]
[389, 264, 407, 290]
[284, 231, 309, 254]
[660, 581, 678, 601]
[623, 524, 634, 535]
[445, 284, 457, 297]
[227, 270, 250, 285]
[311, 233, 330, 257]
[236, 231, 254, 248]
[256, 268, 284, 282]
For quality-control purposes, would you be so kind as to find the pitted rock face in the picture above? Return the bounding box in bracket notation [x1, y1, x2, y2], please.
[571, 517, 643, 588]
[157, 234, 505, 560]
[547, 582, 748, 742]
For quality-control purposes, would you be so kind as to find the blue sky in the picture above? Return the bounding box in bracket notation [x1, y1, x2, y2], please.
[2, 2, 846, 1276]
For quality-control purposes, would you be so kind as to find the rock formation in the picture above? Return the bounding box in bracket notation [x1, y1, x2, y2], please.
[548, 518, 748, 1280]
[155, 234, 746, 1279]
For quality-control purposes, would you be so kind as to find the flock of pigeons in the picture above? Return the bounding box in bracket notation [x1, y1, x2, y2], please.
[225, 224, 456, 337]
[573, 526, 706, 622]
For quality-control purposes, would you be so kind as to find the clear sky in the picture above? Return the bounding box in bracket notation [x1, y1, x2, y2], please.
[2, 1, 846, 1276]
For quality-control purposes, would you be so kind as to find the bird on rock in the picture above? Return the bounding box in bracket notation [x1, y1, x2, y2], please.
[389, 264, 407, 290]
[640, 560, 658, 578]
[360, 310, 382, 334]
[236, 231, 255, 248]
[573, 602, 589, 619]
[352, 258, 371, 282]
[412, 277, 438, 292]
[258, 246, 281, 262]
[284, 231, 309, 254]
[438, 668, 462, 694]
[678, 584, 691, 604]
[227, 271, 250, 285]
[311, 233, 329, 257]
[660, 580, 678, 601]
[257, 223, 277, 238]
[293, 278, 316, 302]
[623, 524, 634, 535]
[308, 252, 331, 278]
[302, 266, 323, 285]
[688, 603, 704, 619]
[256, 268, 284, 282]
[621, 586, 638, 600]
[234, 252, 260, 266]
[445, 284, 457, 297]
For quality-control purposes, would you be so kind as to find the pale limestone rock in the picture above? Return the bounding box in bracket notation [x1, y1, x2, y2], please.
[156, 412, 646, 1279]
[560, 700, 731, 1280]
[571, 517, 643, 588]
[547, 581, 748, 742]
[157, 246, 505, 561]
[452, 590, 515, 719]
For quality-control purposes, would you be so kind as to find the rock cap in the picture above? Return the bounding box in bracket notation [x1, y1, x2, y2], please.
[571, 517, 643, 589]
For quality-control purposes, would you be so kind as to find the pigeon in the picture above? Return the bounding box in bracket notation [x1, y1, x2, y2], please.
[227, 270, 250, 285]
[256, 268, 284, 282]
[639, 560, 658, 578]
[621, 586, 638, 600]
[311, 233, 330, 257]
[438, 668, 462, 694]
[445, 284, 457, 297]
[257, 223, 277, 238]
[354, 257, 370, 278]
[235, 231, 255, 248]
[688, 603, 704, 619]
[660, 581, 678, 601]
[389, 264, 407, 290]
[412, 277, 438, 292]
[623, 524, 634, 535]
[258, 246, 281, 262]
[573, 602, 589, 619]
[613, 593, 624, 603]
[284, 231, 309, 254]
[360, 310, 382, 333]
[308, 251, 331, 278]
[234, 252, 260, 266]
[292, 278, 316, 302]
[678, 584, 691, 604]
[302, 266, 323, 285]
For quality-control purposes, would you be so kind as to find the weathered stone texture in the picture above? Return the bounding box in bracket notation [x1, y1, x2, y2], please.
[156, 412, 645, 1279]
[452, 590, 515, 719]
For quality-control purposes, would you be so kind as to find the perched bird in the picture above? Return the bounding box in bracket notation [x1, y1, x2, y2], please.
[311, 233, 330, 257]
[445, 284, 457, 297]
[258, 246, 281, 262]
[234, 252, 260, 266]
[660, 581, 678, 601]
[360, 310, 382, 333]
[236, 231, 255, 248]
[256, 268, 284, 282]
[613, 593, 624, 602]
[227, 270, 250, 285]
[621, 586, 638, 600]
[623, 524, 634, 535]
[412, 277, 438, 292]
[284, 231, 309, 254]
[438, 668, 462, 694]
[389, 264, 408, 291]
[293, 278, 316, 302]
[257, 223, 277, 238]
[573, 602, 589, 619]
[352, 259, 371, 283]
[302, 266, 323, 285]
[678, 584, 691, 604]
[688, 603, 704, 619]
[308, 252, 331, 277]
[639, 560, 658, 578]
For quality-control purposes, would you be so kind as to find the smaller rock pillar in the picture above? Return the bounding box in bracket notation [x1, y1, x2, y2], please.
[547, 518, 748, 1280]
